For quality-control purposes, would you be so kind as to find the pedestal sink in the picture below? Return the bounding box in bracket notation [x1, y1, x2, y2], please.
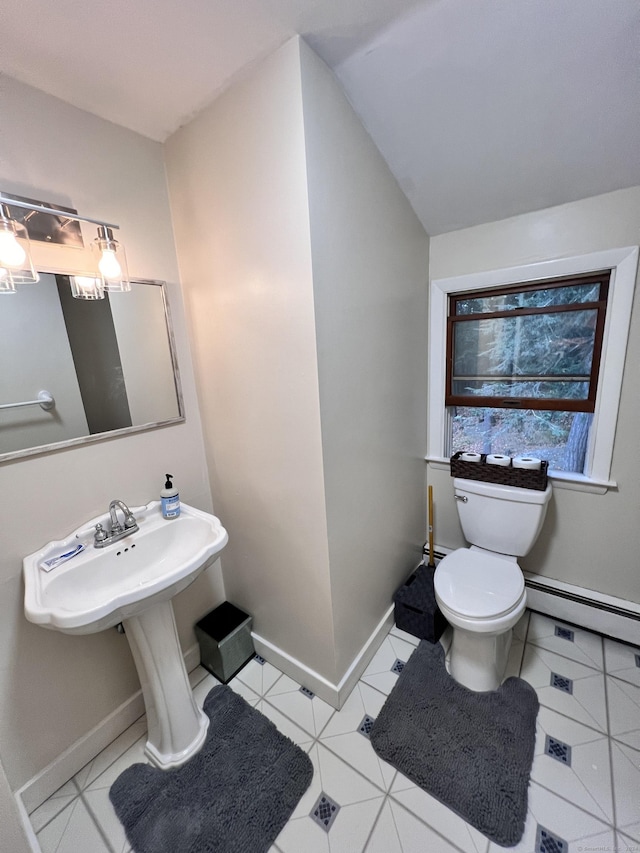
[23, 501, 228, 769]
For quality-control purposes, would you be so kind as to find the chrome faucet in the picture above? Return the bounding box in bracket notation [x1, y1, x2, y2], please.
[94, 500, 139, 548]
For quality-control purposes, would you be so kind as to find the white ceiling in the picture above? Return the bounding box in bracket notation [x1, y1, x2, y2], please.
[2, 0, 639, 234]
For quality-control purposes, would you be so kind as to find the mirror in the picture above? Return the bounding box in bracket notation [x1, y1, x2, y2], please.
[0, 273, 184, 462]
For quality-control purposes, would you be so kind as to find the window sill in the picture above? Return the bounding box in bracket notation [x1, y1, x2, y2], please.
[424, 456, 615, 494]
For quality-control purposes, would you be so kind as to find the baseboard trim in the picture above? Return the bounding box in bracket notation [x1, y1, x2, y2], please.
[16, 641, 202, 817]
[252, 604, 395, 710]
[523, 572, 640, 644]
[14, 606, 397, 820]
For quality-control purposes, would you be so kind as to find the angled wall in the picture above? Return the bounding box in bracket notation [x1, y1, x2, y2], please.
[299, 42, 429, 677]
[166, 37, 429, 687]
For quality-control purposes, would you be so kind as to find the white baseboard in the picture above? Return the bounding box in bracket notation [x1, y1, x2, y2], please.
[523, 572, 640, 644]
[15, 606, 396, 823]
[16, 641, 202, 817]
[252, 604, 395, 709]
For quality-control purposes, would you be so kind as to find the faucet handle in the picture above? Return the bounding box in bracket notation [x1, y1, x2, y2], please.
[94, 524, 109, 545]
[123, 512, 137, 530]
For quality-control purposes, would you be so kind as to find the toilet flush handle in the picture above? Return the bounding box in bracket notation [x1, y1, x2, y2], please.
[454, 494, 468, 502]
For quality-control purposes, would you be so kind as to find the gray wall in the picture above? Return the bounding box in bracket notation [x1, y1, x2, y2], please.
[428, 187, 640, 605]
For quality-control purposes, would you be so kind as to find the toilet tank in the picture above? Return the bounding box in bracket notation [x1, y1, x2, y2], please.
[453, 477, 552, 557]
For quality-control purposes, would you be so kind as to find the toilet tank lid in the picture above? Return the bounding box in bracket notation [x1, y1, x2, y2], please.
[435, 549, 525, 618]
[453, 478, 553, 504]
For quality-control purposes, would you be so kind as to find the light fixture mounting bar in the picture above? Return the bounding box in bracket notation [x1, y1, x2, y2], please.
[0, 194, 119, 230]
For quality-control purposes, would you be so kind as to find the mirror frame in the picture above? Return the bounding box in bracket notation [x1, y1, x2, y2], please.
[0, 274, 185, 464]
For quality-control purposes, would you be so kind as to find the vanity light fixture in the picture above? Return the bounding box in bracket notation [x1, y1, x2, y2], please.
[92, 226, 130, 292]
[0, 203, 40, 291]
[0, 193, 130, 297]
[70, 275, 105, 300]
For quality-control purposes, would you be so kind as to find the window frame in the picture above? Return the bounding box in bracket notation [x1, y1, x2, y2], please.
[427, 247, 639, 493]
[445, 272, 610, 413]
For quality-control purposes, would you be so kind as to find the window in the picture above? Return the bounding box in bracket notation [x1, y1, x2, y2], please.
[428, 247, 639, 491]
[446, 273, 610, 473]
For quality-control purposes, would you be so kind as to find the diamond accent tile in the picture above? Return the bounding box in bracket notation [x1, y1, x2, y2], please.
[310, 792, 340, 831]
[544, 735, 572, 766]
[299, 686, 315, 699]
[391, 659, 405, 675]
[550, 672, 573, 694]
[254, 654, 266, 665]
[535, 823, 567, 852]
[554, 625, 574, 642]
[358, 714, 375, 739]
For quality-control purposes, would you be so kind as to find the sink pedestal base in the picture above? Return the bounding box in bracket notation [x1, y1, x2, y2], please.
[123, 600, 209, 769]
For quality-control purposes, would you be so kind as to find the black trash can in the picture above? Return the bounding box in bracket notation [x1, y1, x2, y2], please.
[393, 564, 448, 643]
[195, 601, 255, 683]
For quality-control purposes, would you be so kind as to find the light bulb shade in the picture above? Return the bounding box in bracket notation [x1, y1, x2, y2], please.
[0, 207, 39, 286]
[0, 269, 17, 294]
[70, 275, 105, 300]
[92, 226, 130, 292]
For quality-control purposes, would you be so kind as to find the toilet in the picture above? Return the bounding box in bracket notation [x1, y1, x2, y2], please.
[434, 477, 552, 692]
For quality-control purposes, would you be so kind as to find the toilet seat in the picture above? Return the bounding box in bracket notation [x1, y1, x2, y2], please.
[434, 548, 525, 620]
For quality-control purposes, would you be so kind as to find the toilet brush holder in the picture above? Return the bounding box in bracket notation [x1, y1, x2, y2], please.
[393, 564, 447, 643]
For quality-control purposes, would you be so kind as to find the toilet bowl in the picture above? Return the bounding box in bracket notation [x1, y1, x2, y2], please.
[435, 548, 526, 691]
[433, 477, 552, 692]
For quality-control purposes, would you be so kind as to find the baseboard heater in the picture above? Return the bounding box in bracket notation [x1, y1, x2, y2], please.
[423, 545, 639, 645]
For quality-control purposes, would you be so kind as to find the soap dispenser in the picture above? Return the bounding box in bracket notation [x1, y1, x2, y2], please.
[161, 474, 180, 519]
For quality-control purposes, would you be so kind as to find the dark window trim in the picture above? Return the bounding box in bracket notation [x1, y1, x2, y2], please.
[445, 272, 610, 413]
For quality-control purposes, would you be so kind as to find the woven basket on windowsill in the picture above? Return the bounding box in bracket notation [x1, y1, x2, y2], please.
[449, 452, 549, 491]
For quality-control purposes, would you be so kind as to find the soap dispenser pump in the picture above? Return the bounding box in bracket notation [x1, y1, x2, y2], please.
[161, 474, 180, 519]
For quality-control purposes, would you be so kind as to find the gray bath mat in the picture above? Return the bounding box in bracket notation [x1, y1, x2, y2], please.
[110, 685, 313, 853]
[370, 640, 538, 847]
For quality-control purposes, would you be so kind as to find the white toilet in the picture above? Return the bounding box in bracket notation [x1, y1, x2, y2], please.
[434, 477, 552, 692]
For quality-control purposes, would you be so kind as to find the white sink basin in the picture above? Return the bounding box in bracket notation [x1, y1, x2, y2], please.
[24, 501, 228, 635]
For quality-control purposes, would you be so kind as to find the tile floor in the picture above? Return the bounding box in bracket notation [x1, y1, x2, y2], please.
[30, 610, 640, 853]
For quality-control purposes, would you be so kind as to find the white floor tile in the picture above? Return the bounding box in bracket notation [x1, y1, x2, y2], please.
[531, 705, 613, 822]
[611, 739, 640, 841]
[607, 674, 640, 749]
[373, 798, 474, 853]
[73, 717, 147, 791]
[256, 699, 314, 749]
[486, 781, 615, 852]
[83, 734, 148, 792]
[619, 829, 640, 851]
[31, 620, 636, 853]
[520, 645, 608, 732]
[37, 797, 111, 853]
[604, 637, 640, 688]
[389, 625, 421, 647]
[319, 681, 396, 790]
[236, 657, 283, 696]
[390, 775, 489, 853]
[360, 635, 417, 695]
[264, 673, 335, 737]
[29, 781, 78, 833]
[364, 799, 404, 853]
[191, 672, 221, 708]
[83, 786, 130, 853]
[527, 613, 604, 669]
[188, 664, 210, 689]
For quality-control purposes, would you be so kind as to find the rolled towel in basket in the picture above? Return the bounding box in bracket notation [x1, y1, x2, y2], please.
[460, 452, 482, 463]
